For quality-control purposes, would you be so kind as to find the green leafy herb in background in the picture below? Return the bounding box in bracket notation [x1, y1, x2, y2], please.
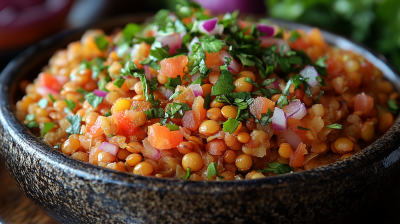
[267, 0, 400, 71]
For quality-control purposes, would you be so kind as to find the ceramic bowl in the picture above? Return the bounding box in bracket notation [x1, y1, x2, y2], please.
[1, 16, 400, 224]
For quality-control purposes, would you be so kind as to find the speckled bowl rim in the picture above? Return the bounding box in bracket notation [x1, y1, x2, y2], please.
[1, 15, 399, 192]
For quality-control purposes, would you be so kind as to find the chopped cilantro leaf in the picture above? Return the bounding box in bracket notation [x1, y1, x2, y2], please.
[199, 36, 226, 53]
[298, 126, 310, 130]
[211, 70, 235, 96]
[283, 74, 312, 97]
[258, 109, 273, 126]
[38, 98, 48, 109]
[65, 99, 76, 112]
[388, 99, 398, 114]
[54, 143, 61, 150]
[188, 43, 206, 71]
[42, 122, 55, 136]
[166, 123, 179, 131]
[143, 108, 165, 120]
[85, 92, 104, 108]
[258, 162, 294, 174]
[165, 102, 191, 118]
[260, 78, 276, 87]
[103, 110, 112, 117]
[165, 76, 182, 91]
[223, 118, 241, 134]
[148, 93, 159, 108]
[289, 30, 301, 43]
[66, 115, 82, 135]
[169, 90, 183, 100]
[277, 95, 289, 108]
[113, 76, 126, 88]
[184, 167, 191, 180]
[25, 114, 35, 121]
[207, 162, 224, 179]
[76, 87, 89, 95]
[326, 124, 342, 129]
[203, 93, 212, 109]
[314, 91, 324, 103]
[94, 35, 109, 51]
[121, 23, 141, 43]
[25, 121, 39, 128]
[149, 41, 171, 61]
[244, 77, 271, 98]
[48, 94, 56, 103]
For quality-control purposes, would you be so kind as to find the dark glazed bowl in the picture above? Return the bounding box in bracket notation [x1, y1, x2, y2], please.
[0, 15, 400, 224]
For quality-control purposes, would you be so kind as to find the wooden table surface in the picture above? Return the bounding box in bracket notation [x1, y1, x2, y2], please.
[1, 157, 400, 224]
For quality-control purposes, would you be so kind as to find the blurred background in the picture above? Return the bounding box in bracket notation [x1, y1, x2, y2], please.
[0, 0, 399, 72]
[0, 0, 399, 223]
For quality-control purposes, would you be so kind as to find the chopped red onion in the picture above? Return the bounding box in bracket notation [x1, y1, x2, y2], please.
[167, 13, 178, 22]
[55, 75, 68, 85]
[188, 36, 199, 56]
[93, 89, 108, 98]
[36, 86, 59, 96]
[300, 65, 319, 87]
[99, 142, 119, 157]
[219, 50, 240, 74]
[282, 99, 307, 120]
[291, 103, 307, 120]
[155, 32, 182, 54]
[189, 84, 203, 97]
[281, 128, 302, 149]
[259, 37, 290, 54]
[159, 86, 174, 99]
[266, 78, 281, 90]
[144, 65, 151, 81]
[257, 23, 275, 37]
[271, 107, 288, 132]
[198, 17, 224, 36]
[142, 138, 161, 160]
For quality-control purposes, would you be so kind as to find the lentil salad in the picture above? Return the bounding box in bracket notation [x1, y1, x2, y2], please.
[15, 1, 398, 180]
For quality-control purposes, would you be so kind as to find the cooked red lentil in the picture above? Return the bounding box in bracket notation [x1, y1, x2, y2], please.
[15, 2, 398, 180]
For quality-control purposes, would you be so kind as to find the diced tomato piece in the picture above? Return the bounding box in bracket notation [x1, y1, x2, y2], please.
[159, 55, 188, 78]
[182, 110, 201, 131]
[87, 116, 103, 137]
[289, 89, 305, 101]
[205, 51, 223, 71]
[205, 139, 227, 156]
[353, 92, 374, 117]
[307, 28, 326, 49]
[288, 118, 308, 141]
[192, 96, 207, 121]
[249, 97, 275, 120]
[325, 57, 343, 79]
[148, 124, 183, 150]
[114, 111, 138, 136]
[39, 72, 63, 91]
[290, 142, 308, 167]
[134, 59, 144, 70]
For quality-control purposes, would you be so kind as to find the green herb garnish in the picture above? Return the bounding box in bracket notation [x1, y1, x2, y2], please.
[207, 162, 224, 179]
[325, 123, 342, 129]
[258, 162, 294, 174]
[94, 35, 109, 51]
[223, 118, 241, 134]
[42, 122, 55, 136]
[38, 98, 48, 109]
[66, 115, 82, 135]
[84, 92, 104, 108]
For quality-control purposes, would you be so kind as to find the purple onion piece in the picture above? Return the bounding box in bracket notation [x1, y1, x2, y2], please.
[93, 89, 108, 98]
[257, 23, 275, 37]
[271, 107, 288, 132]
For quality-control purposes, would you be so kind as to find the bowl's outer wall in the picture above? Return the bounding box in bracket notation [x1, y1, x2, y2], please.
[1, 16, 400, 224]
